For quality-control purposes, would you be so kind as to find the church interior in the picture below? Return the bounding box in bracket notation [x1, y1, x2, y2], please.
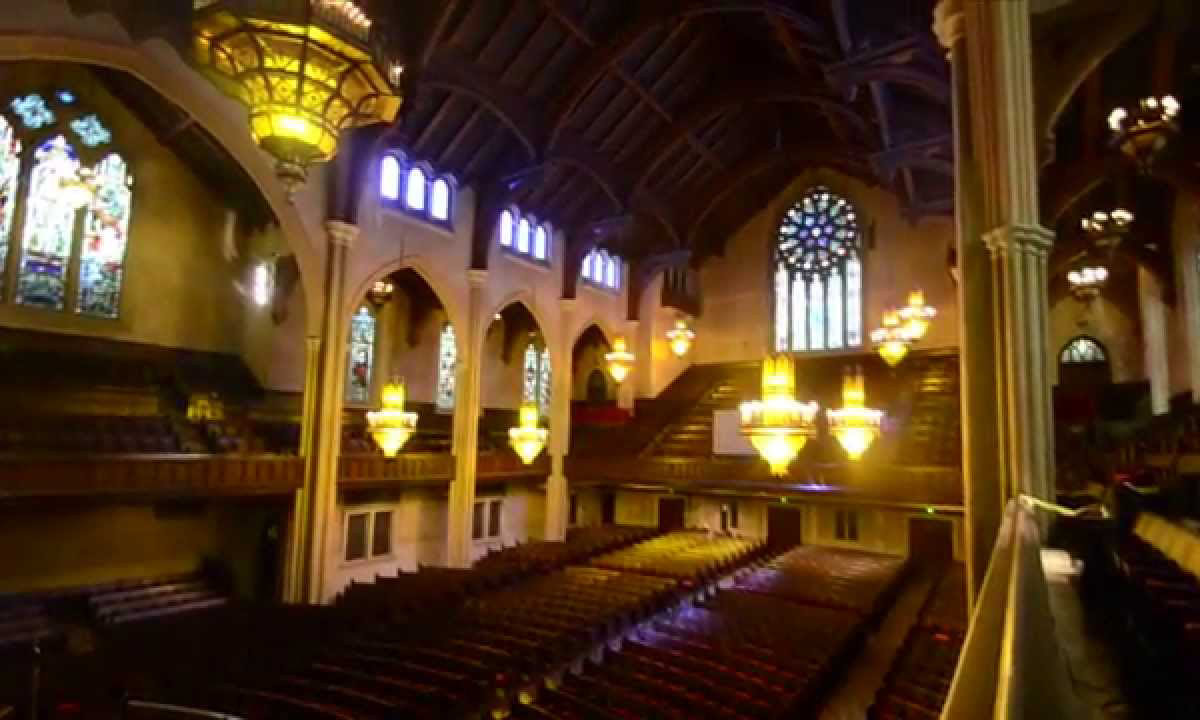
[2, 0, 1199, 718]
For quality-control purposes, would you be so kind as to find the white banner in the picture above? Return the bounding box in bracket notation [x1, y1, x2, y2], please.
[713, 409, 756, 455]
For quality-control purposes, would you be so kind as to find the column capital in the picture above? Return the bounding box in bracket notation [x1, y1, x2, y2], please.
[325, 220, 359, 248]
[467, 269, 488, 288]
[933, 0, 965, 51]
[558, 297, 578, 314]
[982, 224, 1054, 258]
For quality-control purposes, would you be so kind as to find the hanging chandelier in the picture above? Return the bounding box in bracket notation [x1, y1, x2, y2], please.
[605, 336, 635, 384]
[192, 0, 402, 194]
[1108, 95, 1180, 171]
[367, 278, 394, 305]
[1067, 262, 1108, 304]
[1079, 208, 1133, 253]
[366, 378, 418, 457]
[826, 366, 883, 461]
[738, 355, 818, 476]
[871, 309, 912, 367]
[508, 402, 549, 465]
[666, 318, 695, 357]
[897, 289, 936, 342]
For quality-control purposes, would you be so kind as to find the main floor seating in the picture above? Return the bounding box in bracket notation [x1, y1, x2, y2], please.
[589, 531, 761, 583]
[868, 564, 967, 719]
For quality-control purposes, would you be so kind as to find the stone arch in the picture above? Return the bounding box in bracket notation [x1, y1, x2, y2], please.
[345, 256, 466, 344]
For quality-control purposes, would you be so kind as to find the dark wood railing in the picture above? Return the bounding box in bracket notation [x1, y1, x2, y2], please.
[0, 453, 303, 499]
[338, 451, 550, 489]
[566, 456, 963, 508]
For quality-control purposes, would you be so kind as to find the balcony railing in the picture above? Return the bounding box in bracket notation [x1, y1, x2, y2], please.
[566, 456, 963, 507]
[0, 453, 303, 499]
[338, 451, 550, 489]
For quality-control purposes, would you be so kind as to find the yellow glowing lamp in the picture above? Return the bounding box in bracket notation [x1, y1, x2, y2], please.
[826, 367, 884, 461]
[666, 319, 695, 357]
[192, 1, 402, 193]
[739, 355, 819, 476]
[605, 336, 635, 384]
[508, 403, 549, 465]
[898, 290, 936, 341]
[366, 378, 418, 457]
[871, 310, 912, 367]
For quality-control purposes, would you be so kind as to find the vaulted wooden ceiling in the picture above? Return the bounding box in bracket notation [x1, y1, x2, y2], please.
[385, 0, 951, 263]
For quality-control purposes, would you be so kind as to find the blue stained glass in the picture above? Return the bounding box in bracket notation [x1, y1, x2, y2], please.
[77, 153, 132, 317]
[0, 116, 20, 300]
[808, 278, 825, 350]
[69, 114, 111, 147]
[436, 323, 457, 412]
[11, 94, 54, 129]
[56, 90, 75, 105]
[16, 136, 82, 310]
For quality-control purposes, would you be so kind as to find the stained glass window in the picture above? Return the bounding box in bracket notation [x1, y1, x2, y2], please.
[516, 217, 531, 254]
[522, 342, 552, 418]
[538, 346, 551, 418]
[1060, 336, 1107, 364]
[582, 248, 621, 290]
[436, 323, 457, 413]
[774, 186, 862, 352]
[11, 94, 53, 129]
[69, 114, 111, 147]
[405, 166, 426, 210]
[523, 343, 538, 405]
[0, 116, 19, 299]
[76, 153, 132, 317]
[380, 155, 400, 200]
[533, 224, 548, 260]
[346, 305, 377, 405]
[16, 136, 83, 310]
[499, 210, 513, 246]
[430, 178, 450, 221]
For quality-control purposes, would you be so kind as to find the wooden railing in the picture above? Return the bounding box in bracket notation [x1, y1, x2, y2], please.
[0, 453, 303, 499]
[566, 456, 963, 507]
[338, 451, 550, 489]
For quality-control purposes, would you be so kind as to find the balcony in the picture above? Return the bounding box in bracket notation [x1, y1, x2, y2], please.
[338, 451, 550, 490]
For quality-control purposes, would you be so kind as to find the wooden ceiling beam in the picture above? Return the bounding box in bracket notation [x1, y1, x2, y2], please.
[870, 134, 954, 184]
[437, 109, 483, 169]
[417, 0, 462, 67]
[412, 95, 454, 154]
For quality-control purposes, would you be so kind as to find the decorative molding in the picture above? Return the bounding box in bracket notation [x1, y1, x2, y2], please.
[933, 0, 965, 51]
[325, 220, 360, 248]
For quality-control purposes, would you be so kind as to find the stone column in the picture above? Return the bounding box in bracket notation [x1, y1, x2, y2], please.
[372, 296, 397, 405]
[616, 320, 639, 412]
[1171, 201, 1200, 402]
[545, 298, 575, 542]
[446, 270, 488, 567]
[304, 220, 357, 603]
[1138, 266, 1170, 414]
[282, 335, 321, 603]
[936, 0, 1055, 604]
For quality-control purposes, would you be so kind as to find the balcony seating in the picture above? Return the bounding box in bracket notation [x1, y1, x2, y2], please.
[0, 415, 181, 454]
[650, 379, 745, 457]
[0, 598, 55, 652]
[86, 574, 228, 626]
[868, 564, 967, 719]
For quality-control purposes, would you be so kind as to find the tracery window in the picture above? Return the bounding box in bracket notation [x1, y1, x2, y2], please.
[774, 186, 861, 352]
[581, 248, 620, 290]
[436, 322, 457, 413]
[0, 91, 132, 318]
[497, 206, 550, 263]
[523, 342, 551, 418]
[346, 304, 377, 405]
[1060, 336, 1107, 364]
[379, 152, 454, 227]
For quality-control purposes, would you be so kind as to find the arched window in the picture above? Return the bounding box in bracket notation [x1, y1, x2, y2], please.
[430, 178, 450, 221]
[1061, 336, 1107, 364]
[436, 322, 457, 413]
[380, 155, 401, 200]
[534, 224, 549, 260]
[774, 186, 861, 352]
[581, 248, 621, 290]
[405, 166, 426, 210]
[0, 115, 21, 299]
[499, 209, 514, 247]
[516, 217, 531, 254]
[523, 342, 551, 418]
[1, 93, 133, 316]
[346, 305, 377, 405]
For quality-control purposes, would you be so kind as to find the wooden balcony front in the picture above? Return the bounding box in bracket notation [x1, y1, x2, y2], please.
[338, 451, 550, 489]
[0, 453, 304, 499]
[567, 456, 964, 509]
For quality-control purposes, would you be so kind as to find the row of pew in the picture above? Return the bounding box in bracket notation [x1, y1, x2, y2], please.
[589, 531, 762, 583]
[515, 545, 906, 720]
[868, 564, 967, 719]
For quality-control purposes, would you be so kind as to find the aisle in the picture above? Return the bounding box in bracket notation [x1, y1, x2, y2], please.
[818, 572, 934, 720]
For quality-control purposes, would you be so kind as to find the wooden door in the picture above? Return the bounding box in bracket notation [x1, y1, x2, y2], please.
[658, 497, 686, 532]
[908, 516, 954, 567]
[767, 505, 804, 549]
[600, 491, 616, 525]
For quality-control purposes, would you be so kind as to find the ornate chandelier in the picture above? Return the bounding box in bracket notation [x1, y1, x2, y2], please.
[367, 278, 394, 305]
[192, 0, 402, 193]
[366, 378, 418, 457]
[1067, 262, 1108, 304]
[666, 318, 695, 357]
[738, 355, 818, 476]
[826, 366, 883, 461]
[1108, 95, 1180, 170]
[1079, 208, 1133, 253]
[605, 336, 635, 384]
[871, 309, 912, 367]
[508, 402, 548, 465]
[897, 289, 936, 342]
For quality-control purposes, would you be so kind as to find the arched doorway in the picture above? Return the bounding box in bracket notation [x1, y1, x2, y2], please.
[1059, 335, 1111, 387]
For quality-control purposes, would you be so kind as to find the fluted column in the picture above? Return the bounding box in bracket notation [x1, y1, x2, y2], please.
[936, 0, 1055, 604]
[616, 320, 639, 412]
[545, 298, 575, 542]
[1138, 266, 1170, 414]
[447, 270, 488, 567]
[282, 335, 321, 603]
[305, 220, 357, 603]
